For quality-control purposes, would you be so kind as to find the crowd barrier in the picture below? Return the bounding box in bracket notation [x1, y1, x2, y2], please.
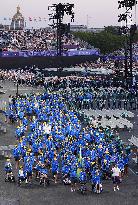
[0, 55, 99, 69]
[0, 100, 7, 112]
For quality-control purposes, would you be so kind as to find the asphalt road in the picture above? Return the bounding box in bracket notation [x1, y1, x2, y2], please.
[0, 81, 138, 205]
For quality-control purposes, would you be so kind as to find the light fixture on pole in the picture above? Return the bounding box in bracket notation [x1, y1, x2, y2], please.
[48, 3, 74, 56]
[118, 0, 137, 87]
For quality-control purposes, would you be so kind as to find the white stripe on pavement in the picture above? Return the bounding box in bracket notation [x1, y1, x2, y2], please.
[129, 167, 138, 176]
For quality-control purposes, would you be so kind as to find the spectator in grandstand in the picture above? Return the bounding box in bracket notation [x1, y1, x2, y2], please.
[0, 29, 88, 52]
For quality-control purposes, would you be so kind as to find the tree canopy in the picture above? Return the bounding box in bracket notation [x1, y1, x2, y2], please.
[73, 26, 138, 55]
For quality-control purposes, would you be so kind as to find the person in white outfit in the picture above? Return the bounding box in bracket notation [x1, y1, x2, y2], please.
[111, 164, 121, 191]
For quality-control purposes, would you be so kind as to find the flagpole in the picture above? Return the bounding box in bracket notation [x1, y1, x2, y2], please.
[79, 145, 82, 164]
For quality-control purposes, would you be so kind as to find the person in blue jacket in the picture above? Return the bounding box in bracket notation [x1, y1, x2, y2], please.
[70, 169, 78, 192]
[51, 157, 59, 184]
[92, 170, 103, 194]
[24, 159, 33, 184]
[13, 145, 21, 169]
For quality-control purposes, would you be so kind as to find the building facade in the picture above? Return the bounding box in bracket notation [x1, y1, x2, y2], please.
[10, 6, 24, 30]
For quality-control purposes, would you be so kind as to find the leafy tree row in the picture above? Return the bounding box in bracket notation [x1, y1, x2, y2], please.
[73, 27, 138, 55]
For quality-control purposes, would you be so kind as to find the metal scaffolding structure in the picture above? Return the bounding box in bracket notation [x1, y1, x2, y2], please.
[48, 3, 74, 56]
[118, 0, 137, 87]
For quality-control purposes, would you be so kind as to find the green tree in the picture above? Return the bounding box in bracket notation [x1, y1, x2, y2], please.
[73, 29, 138, 54]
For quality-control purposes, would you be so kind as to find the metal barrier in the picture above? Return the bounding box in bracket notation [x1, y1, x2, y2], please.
[0, 100, 7, 112]
[0, 145, 14, 158]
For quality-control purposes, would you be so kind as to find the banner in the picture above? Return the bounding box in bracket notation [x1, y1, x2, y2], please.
[1, 49, 100, 58]
[1, 51, 138, 61]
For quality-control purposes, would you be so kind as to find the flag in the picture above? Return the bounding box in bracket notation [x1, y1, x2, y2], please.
[29, 17, 32, 21]
[77, 167, 81, 178]
[78, 146, 84, 167]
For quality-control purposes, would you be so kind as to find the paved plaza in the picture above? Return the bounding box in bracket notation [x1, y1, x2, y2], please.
[0, 82, 137, 205]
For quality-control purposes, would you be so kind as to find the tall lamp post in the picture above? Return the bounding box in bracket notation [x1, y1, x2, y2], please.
[118, 0, 137, 87]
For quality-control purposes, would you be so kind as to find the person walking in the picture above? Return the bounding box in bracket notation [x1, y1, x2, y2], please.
[111, 164, 121, 191]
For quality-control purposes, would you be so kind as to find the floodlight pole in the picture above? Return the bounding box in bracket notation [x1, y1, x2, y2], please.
[124, 38, 128, 84]
[118, 0, 137, 87]
[48, 3, 74, 57]
[57, 15, 62, 56]
[130, 33, 133, 82]
[57, 18, 59, 56]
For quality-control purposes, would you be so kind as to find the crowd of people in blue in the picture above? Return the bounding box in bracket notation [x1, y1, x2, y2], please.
[4, 82, 131, 193]
[44, 76, 138, 111]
